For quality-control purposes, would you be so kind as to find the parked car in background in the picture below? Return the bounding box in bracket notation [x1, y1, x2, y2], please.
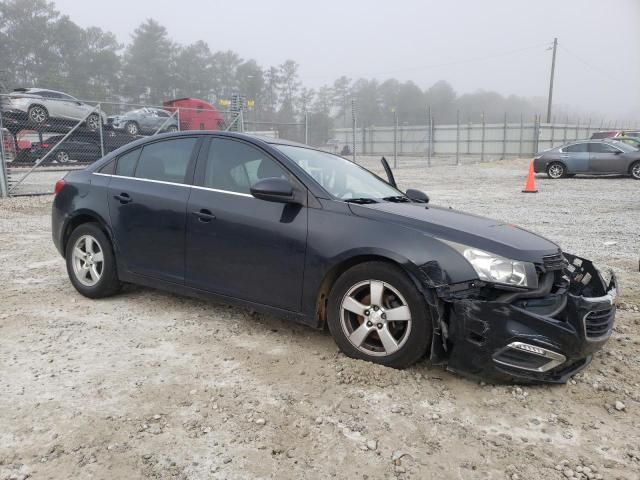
[590, 130, 640, 139]
[25, 130, 141, 164]
[0, 88, 107, 131]
[109, 108, 179, 136]
[615, 136, 640, 150]
[163, 98, 225, 131]
[533, 139, 640, 179]
[52, 131, 617, 383]
[1, 127, 16, 162]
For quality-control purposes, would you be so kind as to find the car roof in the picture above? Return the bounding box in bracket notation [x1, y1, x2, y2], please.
[13, 87, 69, 95]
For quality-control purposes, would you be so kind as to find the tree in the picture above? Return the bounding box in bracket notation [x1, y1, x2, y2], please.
[122, 19, 176, 104]
[174, 41, 215, 100]
[211, 50, 242, 102]
[425, 80, 457, 122]
[332, 76, 351, 127]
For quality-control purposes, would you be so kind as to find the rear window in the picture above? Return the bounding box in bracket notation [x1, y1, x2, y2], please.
[134, 138, 197, 184]
[562, 143, 587, 153]
[115, 148, 141, 177]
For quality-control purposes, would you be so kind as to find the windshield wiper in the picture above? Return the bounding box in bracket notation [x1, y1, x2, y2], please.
[382, 195, 411, 203]
[344, 197, 378, 204]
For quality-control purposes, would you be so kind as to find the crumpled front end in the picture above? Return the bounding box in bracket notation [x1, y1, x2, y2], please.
[427, 253, 617, 384]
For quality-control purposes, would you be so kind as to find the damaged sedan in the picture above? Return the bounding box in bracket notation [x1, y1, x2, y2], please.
[52, 132, 617, 383]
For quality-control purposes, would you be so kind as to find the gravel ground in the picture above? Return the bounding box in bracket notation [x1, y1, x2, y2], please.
[1, 157, 639, 480]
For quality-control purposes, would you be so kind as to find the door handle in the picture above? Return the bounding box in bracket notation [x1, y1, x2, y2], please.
[114, 193, 132, 204]
[192, 209, 216, 222]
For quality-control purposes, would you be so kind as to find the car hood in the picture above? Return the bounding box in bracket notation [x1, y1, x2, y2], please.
[349, 202, 560, 263]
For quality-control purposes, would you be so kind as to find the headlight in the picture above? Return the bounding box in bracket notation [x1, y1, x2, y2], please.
[445, 241, 538, 288]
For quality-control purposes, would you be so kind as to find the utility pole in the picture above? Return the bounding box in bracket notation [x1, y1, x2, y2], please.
[546, 37, 558, 123]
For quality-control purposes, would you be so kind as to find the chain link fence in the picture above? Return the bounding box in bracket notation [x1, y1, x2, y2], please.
[0, 94, 312, 196]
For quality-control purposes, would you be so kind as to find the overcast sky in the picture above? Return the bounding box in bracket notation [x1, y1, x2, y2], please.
[54, 0, 640, 121]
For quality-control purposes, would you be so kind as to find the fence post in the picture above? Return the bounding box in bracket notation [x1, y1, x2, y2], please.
[518, 113, 524, 158]
[98, 104, 105, 158]
[501, 112, 507, 160]
[586, 118, 591, 138]
[304, 111, 309, 145]
[427, 105, 432, 167]
[393, 110, 398, 168]
[467, 117, 471, 155]
[361, 126, 366, 155]
[455, 109, 460, 165]
[563, 115, 568, 143]
[351, 99, 356, 163]
[575, 119, 580, 140]
[480, 113, 485, 162]
[177, 108, 181, 131]
[0, 109, 8, 198]
[533, 115, 540, 155]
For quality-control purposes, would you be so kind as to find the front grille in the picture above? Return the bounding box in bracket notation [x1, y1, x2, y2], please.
[543, 252, 567, 271]
[584, 307, 614, 339]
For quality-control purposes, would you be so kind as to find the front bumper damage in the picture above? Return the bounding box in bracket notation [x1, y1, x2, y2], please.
[425, 253, 617, 384]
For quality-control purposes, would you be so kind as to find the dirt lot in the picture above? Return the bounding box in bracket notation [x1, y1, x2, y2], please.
[1, 157, 639, 480]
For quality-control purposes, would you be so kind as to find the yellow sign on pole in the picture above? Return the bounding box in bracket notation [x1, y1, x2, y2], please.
[247, 99, 255, 109]
[219, 99, 230, 107]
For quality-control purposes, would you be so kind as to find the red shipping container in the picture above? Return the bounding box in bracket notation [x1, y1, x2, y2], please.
[162, 98, 225, 131]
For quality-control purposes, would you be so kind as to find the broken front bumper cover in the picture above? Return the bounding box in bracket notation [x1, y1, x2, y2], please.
[435, 253, 617, 384]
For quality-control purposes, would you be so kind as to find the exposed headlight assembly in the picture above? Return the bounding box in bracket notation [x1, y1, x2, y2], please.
[445, 241, 538, 289]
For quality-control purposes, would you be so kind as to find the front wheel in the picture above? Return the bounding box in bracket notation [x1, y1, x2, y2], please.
[166, 125, 178, 133]
[28, 105, 48, 124]
[55, 150, 71, 163]
[65, 223, 121, 298]
[327, 262, 432, 368]
[546, 162, 565, 179]
[630, 161, 640, 180]
[86, 113, 100, 131]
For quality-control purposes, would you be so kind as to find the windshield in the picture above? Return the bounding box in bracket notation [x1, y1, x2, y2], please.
[274, 145, 402, 201]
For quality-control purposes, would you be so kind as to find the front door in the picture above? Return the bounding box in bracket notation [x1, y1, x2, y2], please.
[107, 137, 200, 283]
[588, 142, 626, 173]
[185, 137, 308, 311]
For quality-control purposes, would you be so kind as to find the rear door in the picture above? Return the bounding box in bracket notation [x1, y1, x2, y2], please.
[107, 137, 201, 283]
[588, 142, 626, 173]
[185, 136, 308, 311]
[559, 142, 589, 172]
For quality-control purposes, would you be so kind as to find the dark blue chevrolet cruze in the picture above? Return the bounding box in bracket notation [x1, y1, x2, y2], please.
[52, 131, 617, 383]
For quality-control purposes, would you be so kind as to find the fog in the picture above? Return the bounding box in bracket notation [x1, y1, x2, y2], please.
[51, 0, 639, 120]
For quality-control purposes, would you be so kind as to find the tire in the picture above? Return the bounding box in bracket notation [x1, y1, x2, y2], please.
[65, 223, 121, 298]
[327, 261, 432, 369]
[86, 113, 100, 131]
[166, 125, 178, 133]
[546, 162, 565, 179]
[28, 105, 48, 124]
[125, 121, 139, 136]
[630, 161, 640, 180]
[55, 150, 71, 164]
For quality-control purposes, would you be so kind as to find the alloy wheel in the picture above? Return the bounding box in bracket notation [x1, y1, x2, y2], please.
[126, 122, 139, 135]
[29, 106, 47, 123]
[71, 235, 104, 287]
[340, 280, 412, 356]
[56, 151, 70, 163]
[632, 163, 640, 180]
[86, 114, 100, 130]
[548, 164, 564, 179]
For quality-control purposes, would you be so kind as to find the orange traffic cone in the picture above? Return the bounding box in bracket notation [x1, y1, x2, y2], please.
[522, 160, 538, 193]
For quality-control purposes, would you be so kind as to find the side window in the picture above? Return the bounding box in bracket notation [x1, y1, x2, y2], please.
[99, 160, 115, 174]
[203, 138, 287, 194]
[115, 148, 141, 177]
[135, 138, 197, 183]
[562, 143, 587, 153]
[588, 143, 619, 153]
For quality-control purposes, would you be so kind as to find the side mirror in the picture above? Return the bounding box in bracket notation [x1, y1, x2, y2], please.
[250, 177, 297, 204]
[406, 188, 429, 203]
[613, 150, 622, 155]
[76, 101, 83, 105]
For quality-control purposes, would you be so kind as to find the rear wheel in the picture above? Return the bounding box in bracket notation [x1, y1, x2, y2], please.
[125, 121, 139, 136]
[65, 223, 121, 298]
[55, 150, 71, 163]
[630, 161, 640, 180]
[166, 125, 178, 133]
[327, 261, 432, 368]
[546, 162, 565, 179]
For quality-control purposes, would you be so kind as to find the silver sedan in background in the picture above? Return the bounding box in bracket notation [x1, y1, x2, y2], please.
[533, 139, 640, 180]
